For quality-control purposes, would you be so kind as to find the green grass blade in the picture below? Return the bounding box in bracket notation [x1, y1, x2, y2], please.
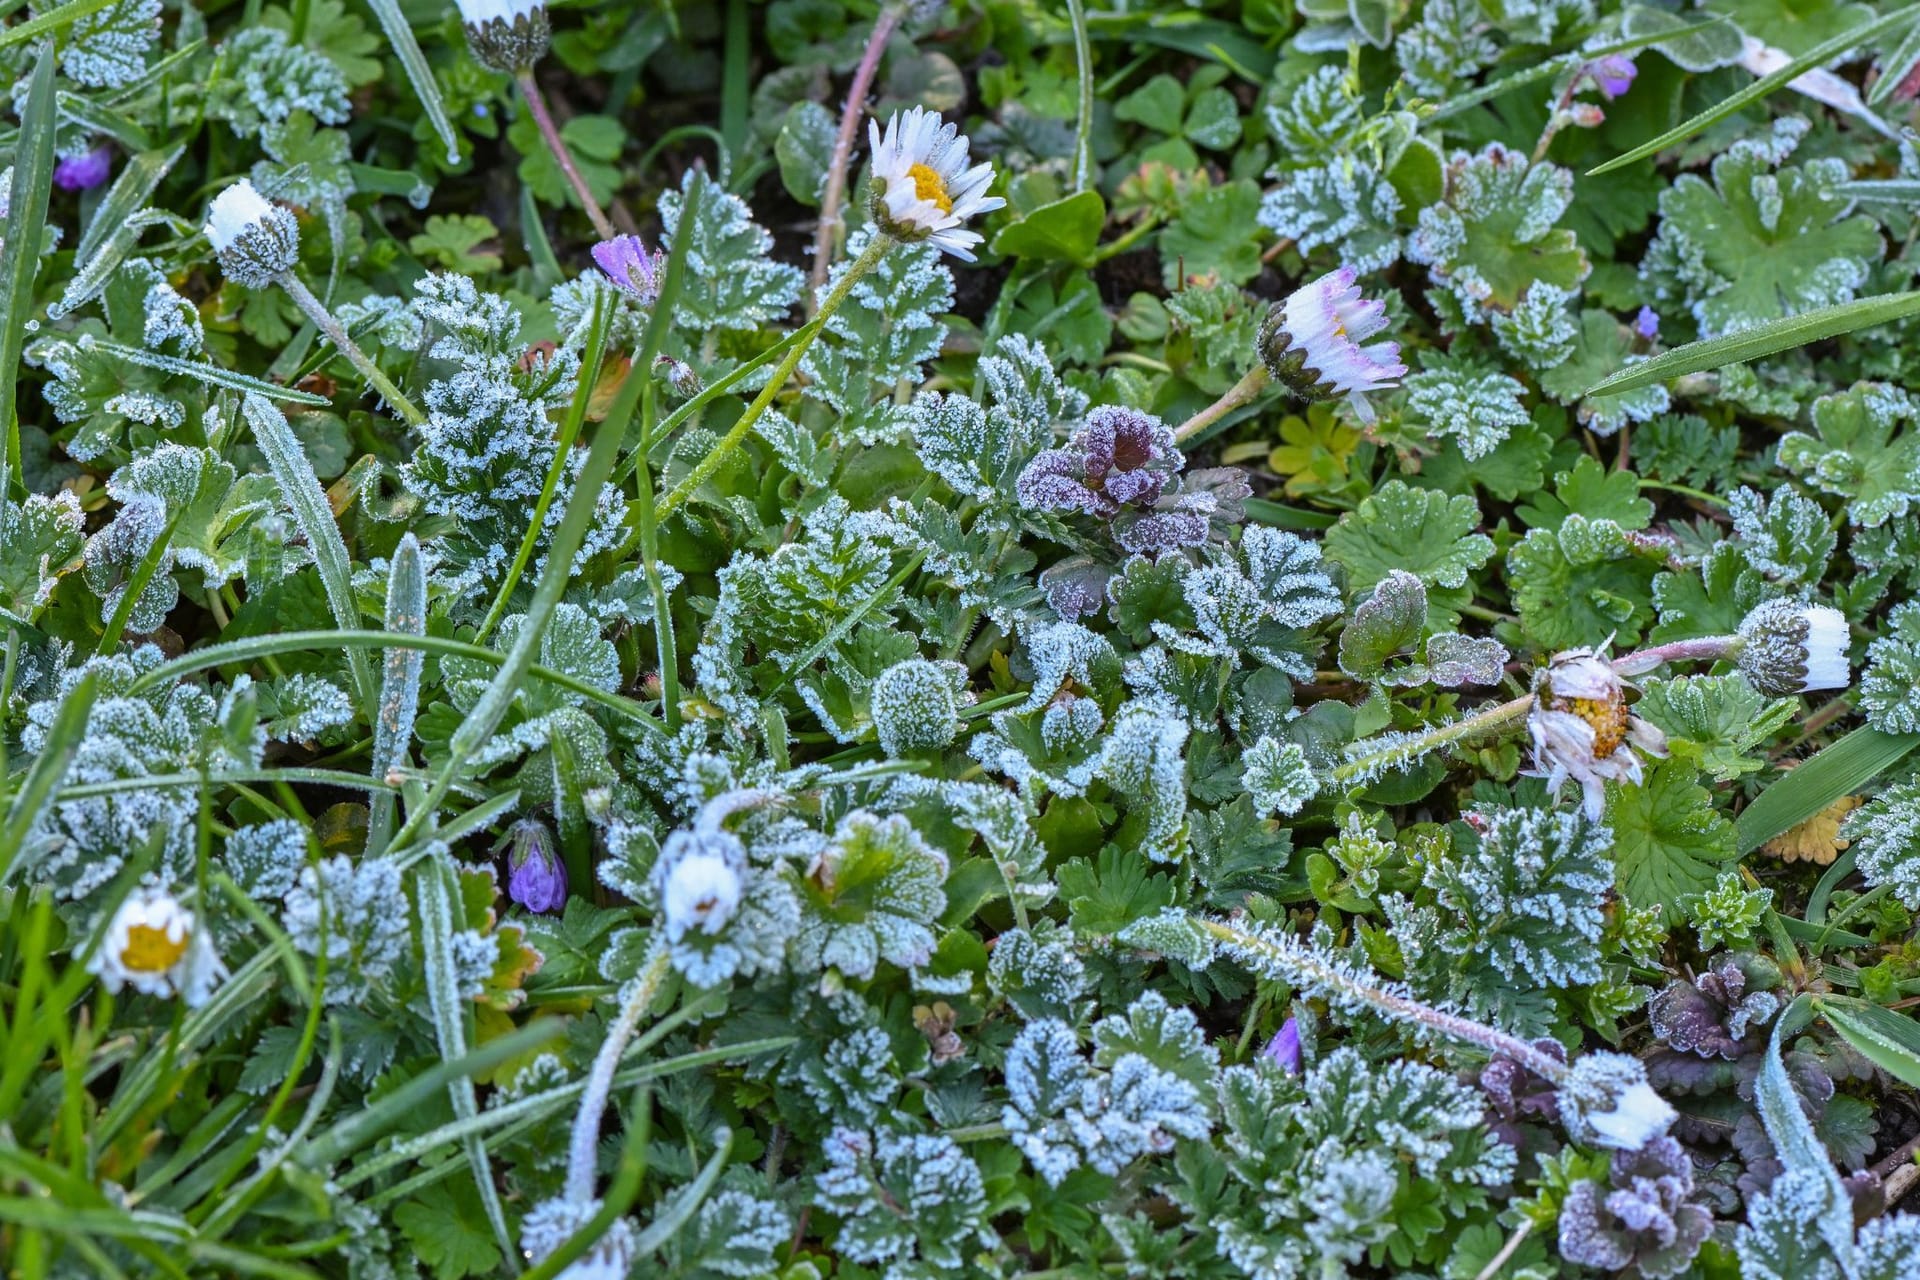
[368, 534, 426, 854]
[1816, 997, 1920, 1088]
[416, 859, 514, 1262]
[0, 43, 55, 500]
[1869, 16, 1920, 104]
[78, 336, 332, 405]
[361, 0, 461, 166]
[241, 393, 380, 723]
[298, 1018, 565, 1167]
[1734, 726, 1920, 854]
[0, 672, 96, 884]
[76, 144, 182, 264]
[0, 0, 121, 50]
[1588, 3, 1920, 176]
[1586, 289, 1920, 396]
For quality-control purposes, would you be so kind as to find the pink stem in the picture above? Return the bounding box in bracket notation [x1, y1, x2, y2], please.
[808, 7, 900, 303]
[1611, 635, 1739, 678]
[517, 69, 618, 242]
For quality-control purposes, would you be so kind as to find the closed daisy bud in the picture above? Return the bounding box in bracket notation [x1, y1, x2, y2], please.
[866, 106, 1005, 261]
[654, 354, 701, 397]
[455, 0, 550, 73]
[1529, 645, 1667, 822]
[660, 839, 744, 941]
[205, 179, 300, 288]
[1257, 268, 1406, 424]
[88, 888, 228, 1008]
[1737, 599, 1851, 696]
[519, 1197, 636, 1280]
[1557, 1050, 1675, 1151]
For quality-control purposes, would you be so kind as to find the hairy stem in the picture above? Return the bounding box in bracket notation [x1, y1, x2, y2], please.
[565, 948, 671, 1203]
[1610, 635, 1739, 678]
[1331, 694, 1535, 786]
[808, 5, 900, 302]
[277, 274, 424, 426]
[517, 69, 618, 242]
[1173, 364, 1269, 443]
[657, 234, 890, 520]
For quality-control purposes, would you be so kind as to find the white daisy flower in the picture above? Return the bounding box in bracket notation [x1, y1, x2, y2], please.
[1737, 600, 1851, 696]
[1558, 1051, 1676, 1151]
[205, 179, 301, 288]
[88, 888, 227, 1008]
[660, 842, 744, 941]
[866, 107, 1005, 261]
[1257, 267, 1407, 423]
[1528, 645, 1667, 822]
[519, 1197, 635, 1280]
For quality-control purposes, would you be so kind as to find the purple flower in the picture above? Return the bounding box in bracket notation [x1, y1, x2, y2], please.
[1587, 54, 1637, 101]
[505, 818, 567, 913]
[1635, 306, 1659, 341]
[590, 234, 666, 305]
[54, 146, 113, 193]
[1258, 1017, 1302, 1074]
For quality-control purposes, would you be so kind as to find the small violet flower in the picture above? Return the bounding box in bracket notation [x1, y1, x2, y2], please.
[1258, 1017, 1302, 1074]
[1634, 305, 1659, 341]
[1587, 54, 1638, 100]
[54, 146, 112, 193]
[1258, 267, 1406, 425]
[506, 818, 568, 913]
[591, 234, 666, 306]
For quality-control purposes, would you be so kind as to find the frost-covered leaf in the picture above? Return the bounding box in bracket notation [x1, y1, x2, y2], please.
[1636, 674, 1796, 782]
[1407, 143, 1589, 322]
[1777, 382, 1920, 529]
[1608, 760, 1740, 924]
[1324, 481, 1494, 595]
[1338, 569, 1426, 683]
[1402, 353, 1530, 461]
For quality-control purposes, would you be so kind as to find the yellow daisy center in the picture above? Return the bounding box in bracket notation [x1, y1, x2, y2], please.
[1559, 695, 1629, 759]
[907, 162, 953, 214]
[122, 923, 189, 974]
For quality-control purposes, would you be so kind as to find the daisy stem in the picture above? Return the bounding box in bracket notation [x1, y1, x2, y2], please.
[565, 946, 671, 1204]
[656, 234, 891, 521]
[1065, 0, 1095, 192]
[1329, 693, 1534, 786]
[1200, 918, 1570, 1081]
[808, 4, 901, 301]
[1610, 635, 1739, 678]
[1174, 364, 1270, 443]
[276, 274, 425, 427]
[516, 69, 618, 242]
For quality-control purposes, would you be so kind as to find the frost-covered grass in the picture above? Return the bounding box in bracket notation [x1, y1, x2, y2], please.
[4, 0, 1920, 1277]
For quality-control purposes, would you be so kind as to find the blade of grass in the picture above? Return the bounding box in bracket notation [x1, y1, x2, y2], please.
[0, 672, 96, 884]
[1428, 17, 1738, 122]
[0, 0, 121, 50]
[1589, 3, 1920, 176]
[416, 859, 514, 1264]
[77, 336, 333, 405]
[1735, 725, 1920, 854]
[368, 534, 426, 854]
[242, 393, 380, 724]
[1586, 289, 1920, 395]
[76, 144, 182, 264]
[0, 44, 55, 501]
[361, 0, 461, 165]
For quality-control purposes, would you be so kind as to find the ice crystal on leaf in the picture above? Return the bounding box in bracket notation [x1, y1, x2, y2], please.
[815, 1128, 990, 1280]
[1860, 602, 1920, 735]
[912, 335, 1086, 510]
[1776, 382, 1920, 529]
[794, 810, 947, 982]
[1407, 143, 1589, 324]
[1241, 735, 1319, 817]
[281, 856, 410, 1005]
[206, 29, 351, 139]
[658, 171, 804, 333]
[1839, 777, 1920, 908]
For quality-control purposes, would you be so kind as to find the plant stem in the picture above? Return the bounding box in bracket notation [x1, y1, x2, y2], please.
[1174, 365, 1270, 443]
[657, 234, 891, 521]
[808, 4, 900, 301]
[1331, 694, 1535, 785]
[565, 948, 670, 1203]
[1064, 0, 1094, 192]
[276, 274, 425, 427]
[516, 69, 617, 242]
[1610, 635, 1739, 678]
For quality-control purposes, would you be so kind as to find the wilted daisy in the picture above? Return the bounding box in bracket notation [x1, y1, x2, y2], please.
[660, 843, 744, 941]
[519, 1196, 635, 1280]
[590, 234, 666, 305]
[88, 888, 227, 1007]
[1528, 645, 1667, 822]
[455, 0, 550, 73]
[1737, 600, 1851, 697]
[205, 178, 300, 288]
[866, 106, 1005, 260]
[1257, 267, 1406, 424]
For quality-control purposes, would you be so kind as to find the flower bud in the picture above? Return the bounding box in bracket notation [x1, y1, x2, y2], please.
[205, 179, 300, 288]
[1737, 600, 1851, 696]
[591, 234, 666, 305]
[54, 145, 113, 193]
[1258, 1017, 1303, 1074]
[654, 354, 702, 397]
[456, 0, 550, 73]
[1557, 1050, 1675, 1150]
[1257, 267, 1405, 424]
[505, 818, 567, 913]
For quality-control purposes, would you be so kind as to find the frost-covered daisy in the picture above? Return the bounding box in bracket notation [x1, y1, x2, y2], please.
[1737, 600, 1851, 696]
[88, 888, 227, 1007]
[519, 1196, 635, 1280]
[866, 107, 1005, 261]
[1257, 268, 1406, 423]
[454, 0, 550, 72]
[205, 179, 300, 288]
[1557, 1051, 1676, 1151]
[1528, 646, 1667, 822]
[660, 844, 744, 940]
